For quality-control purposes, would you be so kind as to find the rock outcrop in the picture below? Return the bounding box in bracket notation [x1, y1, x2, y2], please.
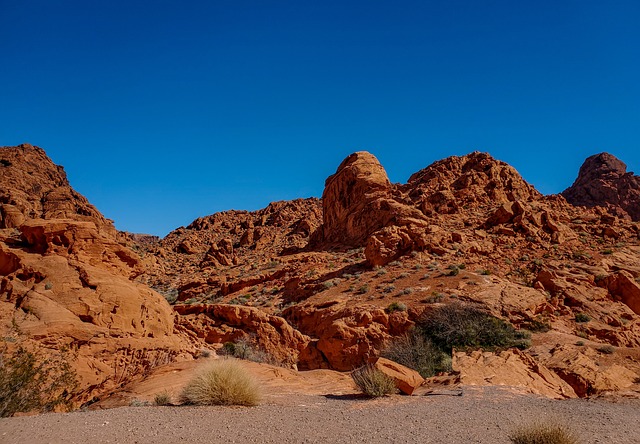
[563, 152, 640, 221]
[0, 145, 195, 407]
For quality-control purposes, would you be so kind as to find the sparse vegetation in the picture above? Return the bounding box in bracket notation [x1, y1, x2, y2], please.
[596, 345, 615, 355]
[381, 331, 452, 378]
[220, 338, 275, 364]
[357, 284, 369, 294]
[417, 303, 529, 352]
[351, 365, 397, 397]
[387, 302, 408, 313]
[574, 313, 591, 323]
[524, 318, 551, 333]
[154, 390, 172, 406]
[181, 359, 260, 406]
[0, 346, 77, 417]
[509, 422, 577, 444]
[375, 267, 388, 276]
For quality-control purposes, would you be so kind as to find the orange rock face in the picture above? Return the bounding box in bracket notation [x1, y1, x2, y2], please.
[563, 152, 640, 221]
[5, 143, 640, 406]
[0, 145, 195, 407]
[374, 357, 424, 395]
[146, 149, 640, 400]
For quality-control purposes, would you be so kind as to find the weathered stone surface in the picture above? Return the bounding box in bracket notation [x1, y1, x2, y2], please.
[374, 357, 424, 395]
[563, 152, 640, 221]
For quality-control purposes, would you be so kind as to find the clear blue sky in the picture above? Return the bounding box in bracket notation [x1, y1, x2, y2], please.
[1, 1, 638, 236]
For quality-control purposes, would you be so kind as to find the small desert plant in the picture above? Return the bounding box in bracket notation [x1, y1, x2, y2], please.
[383, 284, 396, 293]
[381, 331, 452, 378]
[596, 345, 615, 355]
[357, 284, 369, 294]
[418, 303, 527, 352]
[509, 422, 577, 444]
[154, 390, 172, 406]
[387, 302, 407, 313]
[129, 398, 150, 407]
[375, 267, 388, 276]
[181, 359, 260, 406]
[351, 365, 397, 397]
[0, 346, 77, 417]
[220, 339, 274, 364]
[322, 280, 335, 289]
[574, 313, 591, 323]
[524, 318, 551, 333]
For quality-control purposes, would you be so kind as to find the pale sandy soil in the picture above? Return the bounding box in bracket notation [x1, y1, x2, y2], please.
[2, 386, 640, 444]
[3, 359, 640, 443]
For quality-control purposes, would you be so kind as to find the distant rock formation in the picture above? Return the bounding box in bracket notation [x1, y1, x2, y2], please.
[562, 152, 640, 221]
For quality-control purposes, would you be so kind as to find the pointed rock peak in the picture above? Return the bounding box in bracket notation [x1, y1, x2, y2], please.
[325, 151, 390, 190]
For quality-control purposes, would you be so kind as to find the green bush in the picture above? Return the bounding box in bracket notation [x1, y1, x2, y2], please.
[510, 422, 577, 444]
[180, 359, 260, 406]
[0, 346, 77, 417]
[418, 303, 527, 352]
[351, 365, 397, 397]
[387, 302, 408, 313]
[381, 331, 452, 378]
[220, 338, 274, 364]
[574, 313, 591, 323]
[596, 345, 615, 354]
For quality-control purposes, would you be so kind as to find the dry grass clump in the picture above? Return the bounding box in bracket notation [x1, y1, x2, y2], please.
[180, 359, 260, 406]
[381, 331, 452, 378]
[351, 365, 397, 397]
[510, 422, 577, 444]
[154, 390, 172, 406]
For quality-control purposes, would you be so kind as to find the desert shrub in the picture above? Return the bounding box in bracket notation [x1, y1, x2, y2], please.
[524, 319, 551, 333]
[351, 365, 397, 397]
[0, 346, 77, 417]
[383, 284, 396, 293]
[387, 302, 407, 313]
[510, 422, 577, 444]
[381, 331, 452, 378]
[597, 345, 615, 354]
[375, 267, 388, 276]
[220, 338, 274, 364]
[574, 313, 591, 323]
[357, 284, 369, 294]
[418, 303, 527, 352]
[180, 359, 260, 406]
[154, 390, 172, 406]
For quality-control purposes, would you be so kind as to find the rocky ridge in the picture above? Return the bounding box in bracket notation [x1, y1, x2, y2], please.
[3, 144, 640, 408]
[144, 149, 640, 399]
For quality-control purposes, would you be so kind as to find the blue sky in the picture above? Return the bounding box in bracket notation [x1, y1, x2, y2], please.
[1, 1, 639, 236]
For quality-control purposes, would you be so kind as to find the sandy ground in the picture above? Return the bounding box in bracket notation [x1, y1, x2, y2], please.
[2, 386, 640, 444]
[3, 358, 640, 443]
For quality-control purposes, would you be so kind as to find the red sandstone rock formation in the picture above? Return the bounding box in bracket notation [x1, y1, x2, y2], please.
[5, 143, 640, 404]
[0, 144, 195, 407]
[562, 152, 640, 221]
